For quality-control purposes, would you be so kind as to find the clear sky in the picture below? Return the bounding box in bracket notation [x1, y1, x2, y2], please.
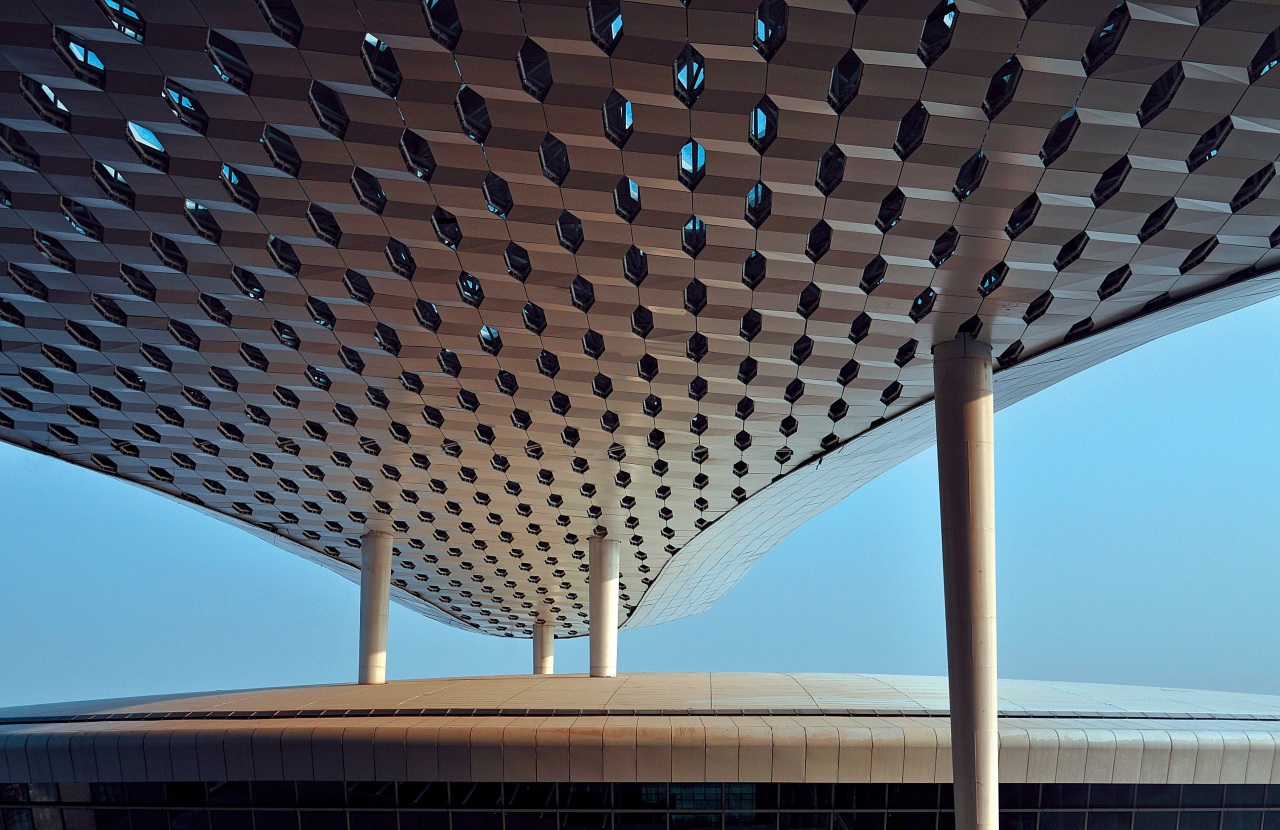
[2, 297, 1279, 709]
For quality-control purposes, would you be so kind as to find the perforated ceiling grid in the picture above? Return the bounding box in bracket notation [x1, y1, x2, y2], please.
[0, 0, 1278, 638]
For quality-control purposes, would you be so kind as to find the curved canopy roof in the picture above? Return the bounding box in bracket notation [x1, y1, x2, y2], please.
[1, 0, 1279, 638]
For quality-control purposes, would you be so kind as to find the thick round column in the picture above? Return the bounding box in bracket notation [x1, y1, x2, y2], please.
[533, 620, 555, 675]
[932, 335, 998, 830]
[357, 530, 393, 685]
[588, 535, 621, 678]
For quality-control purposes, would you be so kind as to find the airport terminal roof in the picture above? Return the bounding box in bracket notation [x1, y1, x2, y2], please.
[3, 674, 1280, 783]
[2, 0, 1280, 637]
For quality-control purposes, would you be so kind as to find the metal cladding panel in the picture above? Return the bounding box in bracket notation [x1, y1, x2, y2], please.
[0, 0, 1279, 637]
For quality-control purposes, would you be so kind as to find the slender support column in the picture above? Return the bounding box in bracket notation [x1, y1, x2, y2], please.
[588, 535, 620, 678]
[533, 620, 555, 675]
[357, 530, 393, 685]
[932, 335, 998, 830]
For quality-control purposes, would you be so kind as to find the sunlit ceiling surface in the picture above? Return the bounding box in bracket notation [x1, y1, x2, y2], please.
[1, 0, 1279, 639]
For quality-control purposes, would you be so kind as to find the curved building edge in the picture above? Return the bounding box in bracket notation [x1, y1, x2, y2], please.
[626, 263, 1280, 630]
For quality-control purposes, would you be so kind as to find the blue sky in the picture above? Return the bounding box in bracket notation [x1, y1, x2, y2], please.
[2, 298, 1279, 708]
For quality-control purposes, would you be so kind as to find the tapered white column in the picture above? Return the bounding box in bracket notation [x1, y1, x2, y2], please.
[533, 620, 554, 675]
[932, 335, 998, 830]
[588, 535, 620, 678]
[357, 530, 393, 685]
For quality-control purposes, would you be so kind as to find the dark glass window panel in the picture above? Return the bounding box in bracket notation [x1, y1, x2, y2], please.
[672, 787, 722, 811]
[19, 75, 66, 131]
[505, 786, 556, 810]
[749, 96, 779, 154]
[346, 784, 395, 808]
[886, 815, 934, 830]
[754, 0, 789, 61]
[1177, 115, 1228, 171]
[1087, 813, 1132, 830]
[1247, 25, 1280, 83]
[399, 815, 447, 830]
[563, 786, 611, 810]
[165, 787, 207, 807]
[454, 815, 501, 830]
[779, 785, 832, 810]
[452, 785, 501, 810]
[1221, 813, 1263, 830]
[780, 816, 828, 830]
[1000, 786, 1039, 809]
[129, 787, 167, 806]
[456, 86, 491, 143]
[827, 50, 863, 114]
[210, 812, 252, 830]
[1001, 815, 1036, 830]
[1231, 164, 1275, 213]
[982, 56, 1022, 120]
[1040, 108, 1080, 168]
[888, 786, 937, 810]
[93, 813, 129, 830]
[518, 38, 553, 100]
[361, 35, 402, 97]
[726, 815, 775, 830]
[1133, 814, 1177, 830]
[540, 134, 571, 185]
[207, 786, 251, 807]
[298, 814, 344, 830]
[207, 31, 253, 92]
[171, 811, 210, 830]
[1180, 814, 1221, 830]
[1226, 788, 1267, 808]
[309, 81, 350, 138]
[953, 150, 988, 202]
[0, 124, 39, 169]
[589, 0, 623, 54]
[1043, 787, 1088, 810]
[1093, 787, 1136, 809]
[671, 817, 719, 830]
[257, 0, 302, 43]
[262, 126, 302, 176]
[562, 816, 610, 830]
[836, 815, 885, 830]
[1082, 2, 1131, 75]
[1261, 814, 1280, 830]
[1186, 788, 1227, 809]
[423, 0, 462, 50]
[1040, 815, 1086, 830]
[615, 788, 667, 812]
[673, 44, 706, 108]
[249, 786, 295, 809]
[252, 813, 297, 830]
[98, 0, 146, 41]
[835, 787, 885, 811]
[508, 815, 558, 830]
[164, 79, 208, 134]
[293, 789, 343, 809]
[1138, 62, 1184, 126]
[1137, 788, 1181, 809]
[727, 787, 777, 812]
[349, 813, 394, 830]
[615, 815, 665, 830]
[131, 812, 168, 830]
[894, 101, 929, 160]
[918, 0, 957, 67]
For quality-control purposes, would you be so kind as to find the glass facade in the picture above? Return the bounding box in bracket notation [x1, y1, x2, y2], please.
[2, 784, 1280, 830]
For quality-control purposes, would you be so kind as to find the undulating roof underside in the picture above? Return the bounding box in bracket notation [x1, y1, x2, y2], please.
[1, 0, 1279, 638]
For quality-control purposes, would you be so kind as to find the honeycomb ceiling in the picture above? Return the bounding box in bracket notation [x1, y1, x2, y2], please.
[1, 0, 1279, 639]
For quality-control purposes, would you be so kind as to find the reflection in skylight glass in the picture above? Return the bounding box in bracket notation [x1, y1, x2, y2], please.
[127, 122, 165, 152]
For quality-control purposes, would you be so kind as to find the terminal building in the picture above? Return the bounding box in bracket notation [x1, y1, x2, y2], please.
[2, 0, 1280, 826]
